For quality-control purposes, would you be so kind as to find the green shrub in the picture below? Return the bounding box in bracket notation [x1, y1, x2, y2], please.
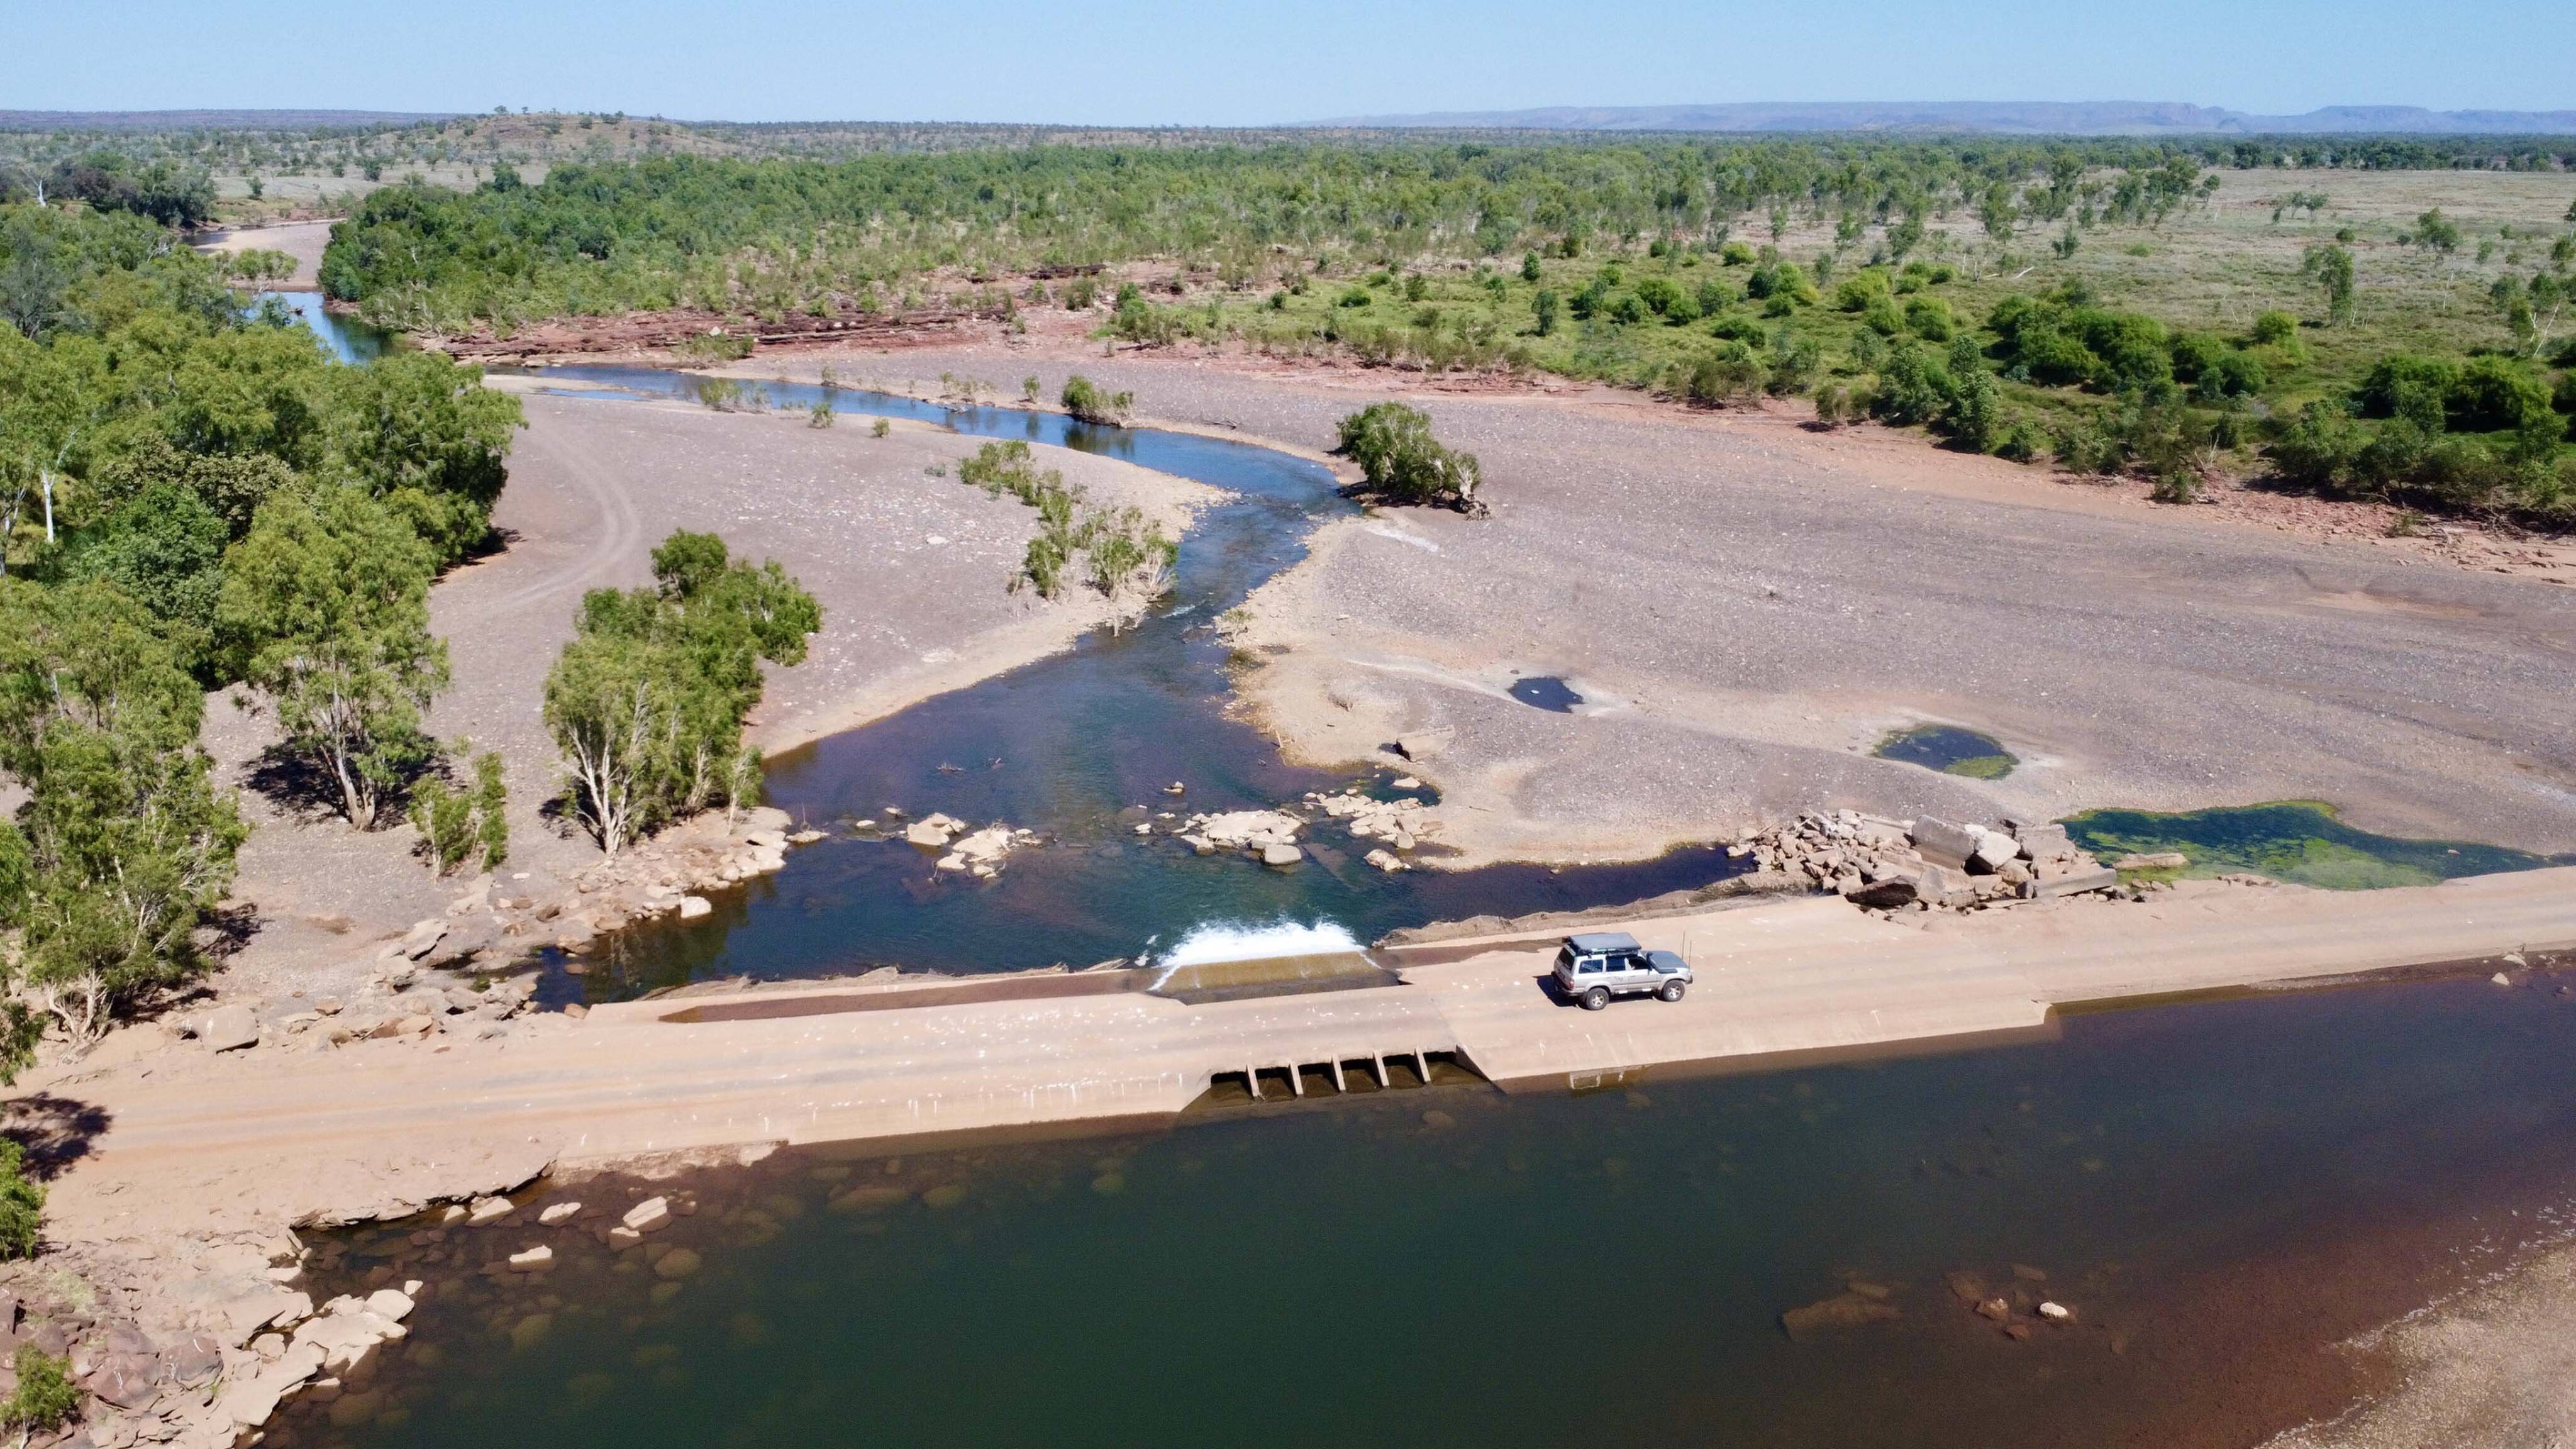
[1996, 419, 2046, 462]
[2249, 310, 2301, 346]
[2055, 418, 2126, 475]
[1767, 329, 1823, 396]
[1709, 313, 1767, 344]
[1941, 352, 2003, 451]
[1333, 402, 1485, 514]
[1, 1345, 75, 1435]
[1833, 270, 1892, 313]
[1060, 375, 1133, 425]
[870, 416, 890, 438]
[406, 748, 507, 874]
[2446, 355, 2555, 433]
[0, 1142, 40, 1260]
[1685, 343, 1766, 405]
[1719, 241, 1757, 265]
[2356, 354, 2462, 422]
[1861, 294, 1905, 336]
[1869, 343, 1954, 427]
[1905, 296, 1955, 341]
[1532, 289, 1560, 335]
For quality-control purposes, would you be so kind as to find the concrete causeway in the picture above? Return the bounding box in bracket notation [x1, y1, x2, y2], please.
[48, 867, 2576, 1238]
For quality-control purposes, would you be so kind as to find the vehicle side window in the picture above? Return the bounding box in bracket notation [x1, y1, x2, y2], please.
[1578, 958, 1601, 974]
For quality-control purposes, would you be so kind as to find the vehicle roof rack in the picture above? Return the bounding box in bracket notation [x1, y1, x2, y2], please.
[1565, 931, 1642, 953]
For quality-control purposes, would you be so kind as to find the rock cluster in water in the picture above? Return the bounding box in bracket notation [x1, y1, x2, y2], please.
[901, 813, 1038, 878]
[1167, 789, 1443, 872]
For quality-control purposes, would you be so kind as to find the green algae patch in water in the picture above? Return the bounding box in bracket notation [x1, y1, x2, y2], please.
[1874, 724, 2017, 780]
[2060, 801, 2563, 890]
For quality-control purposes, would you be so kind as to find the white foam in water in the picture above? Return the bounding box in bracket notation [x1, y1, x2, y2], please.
[1153, 918, 1362, 970]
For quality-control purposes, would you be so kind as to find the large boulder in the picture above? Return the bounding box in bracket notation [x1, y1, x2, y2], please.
[2029, 864, 2121, 899]
[1968, 829, 2021, 872]
[1915, 863, 1977, 908]
[2011, 822, 2075, 859]
[1908, 818, 1982, 870]
[1844, 873, 1920, 909]
[1392, 728, 1453, 762]
[194, 1005, 260, 1052]
[903, 814, 964, 849]
[394, 919, 447, 960]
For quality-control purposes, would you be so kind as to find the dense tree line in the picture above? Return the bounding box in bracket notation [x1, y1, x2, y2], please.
[308, 140, 2406, 331]
[0, 200, 523, 1074]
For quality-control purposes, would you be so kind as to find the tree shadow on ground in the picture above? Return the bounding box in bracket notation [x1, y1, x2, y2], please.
[2, 1094, 112, 1182]
[242, 744, 441, 828]
[240, 743, 348, 825]
[198, 899, 261, 965]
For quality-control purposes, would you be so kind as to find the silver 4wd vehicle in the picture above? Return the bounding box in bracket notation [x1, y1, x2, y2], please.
[1553, 931, 1692, 1010]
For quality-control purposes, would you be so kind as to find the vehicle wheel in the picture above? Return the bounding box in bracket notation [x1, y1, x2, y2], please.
[1582, 987, 1610, 1011]
[1658, 980, 1686, 1002]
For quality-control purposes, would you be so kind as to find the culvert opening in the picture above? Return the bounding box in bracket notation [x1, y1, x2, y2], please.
[1189, 1050, 1482, 1111]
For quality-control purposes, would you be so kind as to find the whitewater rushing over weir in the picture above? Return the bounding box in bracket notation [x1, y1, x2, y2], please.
[1155, 919, 1367, 970]
[1145, 919, 1389, 1001]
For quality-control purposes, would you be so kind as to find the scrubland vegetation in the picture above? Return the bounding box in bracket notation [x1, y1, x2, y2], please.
[308, 135, 2576, 521]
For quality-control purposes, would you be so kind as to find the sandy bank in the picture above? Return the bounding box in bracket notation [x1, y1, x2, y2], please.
[192, 219, 337, 289]
[2264, 1235, 2576, 1447]
[784, 348, 2576, 869]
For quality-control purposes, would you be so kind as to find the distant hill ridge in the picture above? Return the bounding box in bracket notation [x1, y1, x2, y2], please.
[1307, 101, 2576, 136]
[0, 109, 456, 133]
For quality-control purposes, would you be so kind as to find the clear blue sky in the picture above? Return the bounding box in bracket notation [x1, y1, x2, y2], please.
[18, 0, 2573, 124]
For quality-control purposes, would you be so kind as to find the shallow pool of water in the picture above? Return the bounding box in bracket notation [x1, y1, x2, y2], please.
[317, 967, 2576, 1449]
[1872, 724, 2016, 780]
[2063, 801, 2570, 889]
[1507, 674, 1583, 712]
[512, 369, 1744, 1001]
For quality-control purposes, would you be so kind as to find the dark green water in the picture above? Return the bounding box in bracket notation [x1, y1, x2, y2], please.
[2065, 801, 2571, 889]
[511, 369, 1746, 1002]
[314, 969, 2576, 1449]
[1873, 724, 2016, 780]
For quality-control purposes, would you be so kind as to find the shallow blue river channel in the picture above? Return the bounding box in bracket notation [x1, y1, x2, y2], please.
[512, 367, 1747, 999]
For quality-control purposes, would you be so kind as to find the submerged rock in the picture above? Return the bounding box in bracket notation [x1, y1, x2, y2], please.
[1781, 1291, 1902, 1341]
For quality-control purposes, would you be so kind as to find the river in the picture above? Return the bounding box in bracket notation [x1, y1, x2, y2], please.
[270, 343, 2568, 1447]
[308, 969, 2576, 1449]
